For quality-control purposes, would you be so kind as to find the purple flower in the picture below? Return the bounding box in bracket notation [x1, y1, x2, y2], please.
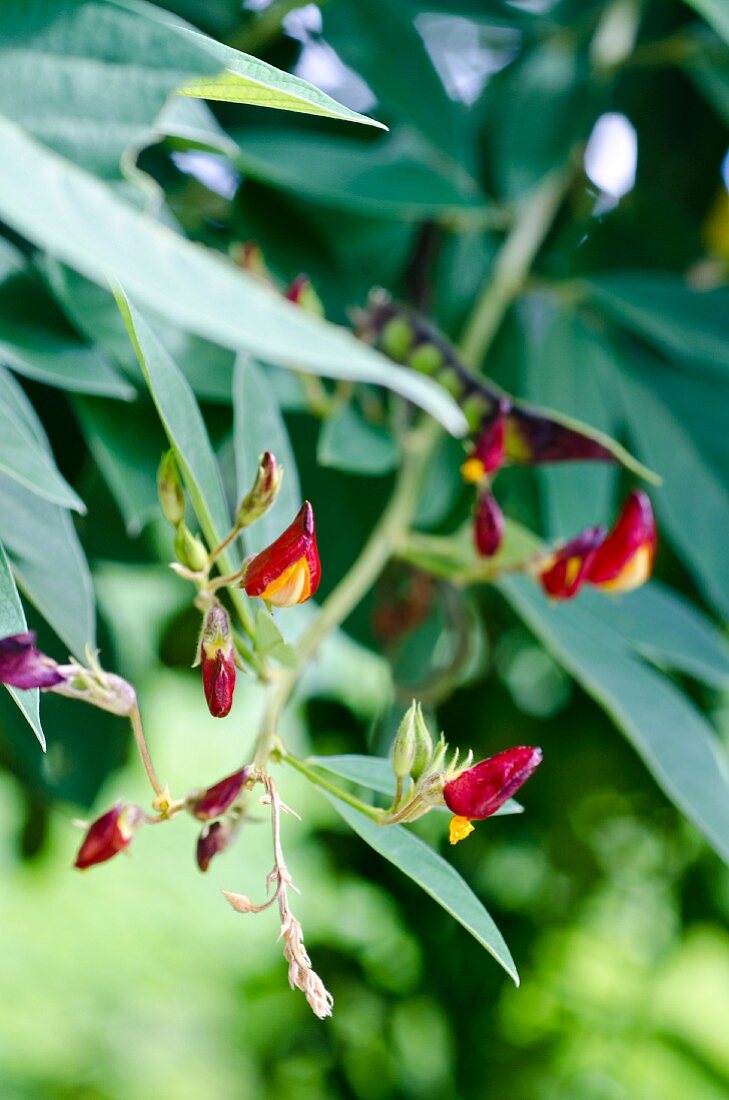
[0, 632, 65, 690]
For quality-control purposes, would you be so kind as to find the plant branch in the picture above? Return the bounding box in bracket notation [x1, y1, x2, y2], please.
[278, 751, 384, 821]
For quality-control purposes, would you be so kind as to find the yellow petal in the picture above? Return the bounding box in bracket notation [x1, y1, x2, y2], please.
[449, 816, 475, 845]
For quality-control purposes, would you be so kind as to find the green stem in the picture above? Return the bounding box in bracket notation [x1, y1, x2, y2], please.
[458, 167, 573, 369]
[278, 752, 383, 821]
[252, 167, 572, 768]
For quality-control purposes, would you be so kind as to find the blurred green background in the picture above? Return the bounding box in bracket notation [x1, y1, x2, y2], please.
[1, 0, 728, 1097]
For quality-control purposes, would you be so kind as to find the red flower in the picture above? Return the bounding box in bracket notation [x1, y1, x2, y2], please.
[588, 489, 657, 593]
[461, 405, 507, 484]
[242, 502, 321, 607]
[0, 632, 65, 690]
[196, 820, 234, 872]
[539, 527, 606, 600]
[473, 489, 505, 558]
[188, 768, 250, 821]
[444, 746, 542, 844]
[200, 604, 236, 718]
[74, 803, 144, 869]
[539, 491, 657, 600]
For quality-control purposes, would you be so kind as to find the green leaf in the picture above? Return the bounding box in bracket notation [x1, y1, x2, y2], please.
[73, 396, 166, 536]
[0, 0, 381, 185]
[0, 115, 466, 435]
[170, 27, 385, 129]
[230, 129, 492, 219]
[0, 242, 134, 399]
[116, 293, 230, 545]
[500, 576, 729, 866]
[325, 794, 519, 983]
[577, 581, 729, 691]
[233, 356, 301, 554]
[40, 257, 235, 404]
[584, 273, 729, 380]
[683, 0, 729, 45]
[252, 609, 296, 668]
[616, 360, 729, 619]
[309, 753, 523, 816]
[522, 305, 618, 538]
[0, 475, 96, 657]
[318, 403, 399, 476]
[0, 540, 45, 749]
[0, 369, 85, 512]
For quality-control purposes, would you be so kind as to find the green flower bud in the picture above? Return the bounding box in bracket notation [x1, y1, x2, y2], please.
[157, 450, 185, 527]
[235, 451, 283, 528]
[406, 343, 444, 375]
[411, 703, 434, 781]
[381, 316, 414, 362]
[174, 524, 208, 572]
[391, 701, 418, 780]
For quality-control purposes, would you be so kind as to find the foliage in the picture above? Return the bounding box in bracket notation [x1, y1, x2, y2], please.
[0, 0, 728, 1094]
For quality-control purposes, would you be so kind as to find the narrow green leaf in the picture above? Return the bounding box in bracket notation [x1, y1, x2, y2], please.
[523, 307, 619, 537]
[230, 129, 492, 219]
[0, 115, 466, 435]
[233, 356, 301, 554]
[584, 273, 729, 380]
[325, 794, 519, 983]
[309, 753, 522, 815]
[683, 0, 729, 45]
[577, 581, 729, 690]
[0, 540, 45, 749]
[318, 403, 399, 476]
[175, 32, 386, 129]
[500, 576, 729, 866]
[618, 363, 729, 619]
[116, 292, 230, 545]
[0, 475, 96, 657]
[73, 396, 166, 536]
[0, 242, 134, 399]
[0, 372, 85, 512]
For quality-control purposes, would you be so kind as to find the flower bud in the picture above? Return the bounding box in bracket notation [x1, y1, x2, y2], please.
[242, 501, 321, 607]
[232, 240, 268, 279]
[200, 604, 236, 718]
[473, 489, 505, 558]
[539, 527, 606, 600]
[157, 449, 185, 527]
[0, 632, 66, 689]
[235, 451, 283, 528]
[285, 274, 325, 317]
[196, 819, 234, 872]
[444, 746, 542, 844]
[411, 703, 433, 781]
[188, 767, 250, 820]
[587, 490, 656, 593]
[461, 404, 508, 484]
[391, 702, 418, 780]
[174, 524, 208, 572]
[74, 803, 144, 869]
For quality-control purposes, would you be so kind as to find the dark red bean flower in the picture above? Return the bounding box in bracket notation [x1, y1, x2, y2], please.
[242, 502, 321, 608]
[473, 488, 505, 558]
[539, 527, 606, 600]
[443, 746, 542, 844]
[587, 489, 657, 594]
[188, 767, 250, 821]
[0, 631, 66, 690]
[196, 820, 234, 872]
[74, 803, 144, 870]
[200, 604, 236, 718]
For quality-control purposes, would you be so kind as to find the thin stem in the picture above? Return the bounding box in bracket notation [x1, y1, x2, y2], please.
[129, 706, 163, 798]
[279, 753, 383, 821]
[208, 526, 242, 566]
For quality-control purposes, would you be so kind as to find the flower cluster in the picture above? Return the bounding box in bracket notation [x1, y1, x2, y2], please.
[355, 290, 658, 600]
[382, 702, 542, 844]
[539, 489, 656, 599]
